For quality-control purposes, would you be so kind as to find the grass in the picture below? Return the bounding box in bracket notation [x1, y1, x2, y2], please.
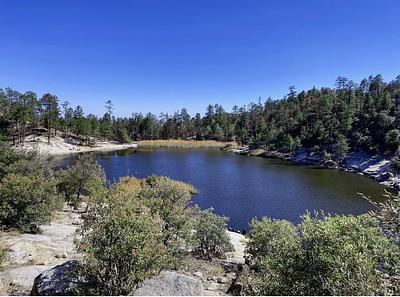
[138, 139, 237, 149]
[115, 176, 198, 195]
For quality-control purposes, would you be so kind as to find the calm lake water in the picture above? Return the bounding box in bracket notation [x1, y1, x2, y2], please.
[54, 149, 389, 231]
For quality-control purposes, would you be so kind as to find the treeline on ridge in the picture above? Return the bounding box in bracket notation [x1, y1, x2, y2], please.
[1, 74, 400, 157]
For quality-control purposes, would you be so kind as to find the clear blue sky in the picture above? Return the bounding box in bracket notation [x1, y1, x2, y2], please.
[1, 0, 399, 117]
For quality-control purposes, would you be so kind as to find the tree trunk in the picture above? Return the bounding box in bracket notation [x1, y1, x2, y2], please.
[47, 115, 51, 144]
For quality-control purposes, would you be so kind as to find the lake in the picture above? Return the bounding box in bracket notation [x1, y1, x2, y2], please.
[54, 148, 389, 231]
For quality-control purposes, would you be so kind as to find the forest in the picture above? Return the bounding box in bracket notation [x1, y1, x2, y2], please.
[1, 74, 400, 159]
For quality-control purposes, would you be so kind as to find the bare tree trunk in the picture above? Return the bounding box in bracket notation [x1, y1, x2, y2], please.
[47, 112, 51, 144]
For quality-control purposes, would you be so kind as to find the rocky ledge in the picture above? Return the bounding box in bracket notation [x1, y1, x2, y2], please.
[228, 146, 400, 191]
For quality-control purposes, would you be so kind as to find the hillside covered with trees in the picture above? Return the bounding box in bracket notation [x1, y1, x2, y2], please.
[1, 74, 400, 159]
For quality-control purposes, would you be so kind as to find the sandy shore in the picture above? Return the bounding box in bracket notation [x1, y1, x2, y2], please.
[15, 135, 138, 156]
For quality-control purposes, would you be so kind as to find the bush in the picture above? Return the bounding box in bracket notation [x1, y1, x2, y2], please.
[246, 213, 398, 295]
[0, 174, 62, 233]
[361, 190, 400, 293]
[6, 155, 53, 179]
[56, 154, 105, 208]
[116, 127, 131, 143]
[385, 129, 400, 153]
[77, 185, 173, 295]
[391, 149, 400, 173]
[136, 176, 197, 256]
[0, 141, 43, 179]
[245, 218, 303, 295]
[192, 208, 234, 260]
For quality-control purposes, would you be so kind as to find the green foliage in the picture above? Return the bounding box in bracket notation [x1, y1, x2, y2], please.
[246, 218, 303, 295]
[0, 173, 62, 233]
[191, 208, 234, 260]
[246, 213, 399, 295]
[77, 188, 171, 295]
[0, 141, 25, 178]
[361, 190, 400, 293]
[77, 175, 199, 295]
[2, 74, 400, 154]
[385, 129, 400, 153]
[390, 149, 400, 173]
[6, 153, 53, 179]
[334, 133, 349, 160]
[116, 127, 131, 143]
[56, 154, 105, 208]
[136, 176, 196, 259]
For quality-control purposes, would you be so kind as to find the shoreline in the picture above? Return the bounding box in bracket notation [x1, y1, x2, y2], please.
[14, 135, 139, 157]
[16, 136, 399, 192]
[226, 146, 400, 192]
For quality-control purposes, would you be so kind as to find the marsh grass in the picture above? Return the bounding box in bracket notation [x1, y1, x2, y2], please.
[115, 176, 198, 195]
[138, 139, 236, 149]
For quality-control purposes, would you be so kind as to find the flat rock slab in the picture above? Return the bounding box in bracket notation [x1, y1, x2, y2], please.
[0, 265, 52, 296]
[225, 231, 247, 264]
[0, 206, 82, 295]
[132, 271, 204, 296]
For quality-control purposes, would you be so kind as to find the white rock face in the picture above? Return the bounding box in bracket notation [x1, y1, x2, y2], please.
[226, 231, 247, 264]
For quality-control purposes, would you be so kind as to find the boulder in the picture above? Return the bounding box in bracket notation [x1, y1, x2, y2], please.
[31, 260, 85, 296]
[131, 271, 204, 296]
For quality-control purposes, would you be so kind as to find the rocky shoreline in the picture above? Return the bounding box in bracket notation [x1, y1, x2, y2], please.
[228, 146, 400, 192]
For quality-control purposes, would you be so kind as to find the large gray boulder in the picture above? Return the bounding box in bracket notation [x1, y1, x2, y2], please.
[131, 271, 204, 296]
[30, 260, 85, 295]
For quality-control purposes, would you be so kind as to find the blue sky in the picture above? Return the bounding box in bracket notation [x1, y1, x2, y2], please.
[1, 0, 399, 117]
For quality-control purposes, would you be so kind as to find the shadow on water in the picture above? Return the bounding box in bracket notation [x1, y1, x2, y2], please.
[53, 148, 390, 231]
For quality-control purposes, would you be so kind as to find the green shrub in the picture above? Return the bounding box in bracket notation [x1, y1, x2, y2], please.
[6, 155, 53, 179]
[116, 127, 131, 143]
[137, 176, 196, 257]
[245, 218, 303, 295]
[77, 187, 173, 295]
[192, 208, 234, 260]
[391, 149, 400, 173]
[246, 213, 399, 295]
[0, 174, 62, 233]
[0, 141, 43, 179]
[56, 154, 105, 208]
[361, 190, 400, 293]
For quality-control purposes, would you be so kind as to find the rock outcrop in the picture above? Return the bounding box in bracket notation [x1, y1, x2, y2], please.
[229, 146, 400, 191]
[131, 271, 204, 296]
[31, 260, 85, 296]
[0, 206, 82, 295]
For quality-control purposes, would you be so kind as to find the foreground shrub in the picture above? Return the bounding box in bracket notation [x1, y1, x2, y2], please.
[361, 190, 400, 293]
[6, 155, 53, 179]
[56, 154, 105, 208]
[0, 141, 45, 179]
[192, 208, 234, 260]
[137, 176, 197, 258]
[77, 187, 173, 295]
[0, 174, 62, 233]
[245, 218, 302, 295]
[246, 213, 399, 295]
